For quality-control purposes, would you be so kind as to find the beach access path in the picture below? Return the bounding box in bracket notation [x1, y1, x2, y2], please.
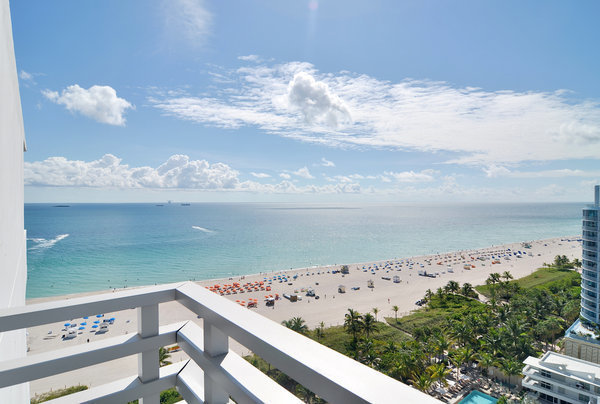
[25, 236, 580, 396]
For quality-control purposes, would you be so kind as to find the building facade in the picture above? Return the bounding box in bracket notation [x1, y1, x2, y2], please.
[0, 0, 29, 401]
[522, 351, 600, 404]
[582, 186, 600, 324]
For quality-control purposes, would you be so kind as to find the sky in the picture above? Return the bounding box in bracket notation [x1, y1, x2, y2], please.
[11, 0, 600, 203]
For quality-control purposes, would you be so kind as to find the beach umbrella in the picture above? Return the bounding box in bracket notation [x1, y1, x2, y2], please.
[64, 323, 71, 327]
[110, 317, 115, 321]
[83, 316, 88, 319]
[78, 327, 85, 330]
[94, 320, 100, 324]
[96, 314, 103, 318]
[92, 325, 98, 329]
[81, 322, 87, 325]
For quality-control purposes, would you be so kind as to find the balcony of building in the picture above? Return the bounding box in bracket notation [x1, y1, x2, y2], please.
[0, 282, 440, 403]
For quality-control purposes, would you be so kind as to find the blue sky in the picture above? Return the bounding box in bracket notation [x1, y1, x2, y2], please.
[12, 0, 600, 202]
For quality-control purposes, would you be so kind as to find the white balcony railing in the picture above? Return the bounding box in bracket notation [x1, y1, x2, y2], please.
[0, 282, 440, 403]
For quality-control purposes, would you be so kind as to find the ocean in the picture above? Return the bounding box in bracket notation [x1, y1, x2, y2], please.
[25, 202, 582, 298]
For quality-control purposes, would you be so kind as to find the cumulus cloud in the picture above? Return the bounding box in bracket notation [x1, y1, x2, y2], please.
[287, 72, 351, 128]
[384, 169, 437, 183]
[321, 157, 335, 167]
[279, 173, 291, 179]
[149, 60, 600, 165]
[42, 85, 133, 126]
[292, 166, 314, 179]
[25, 154, 239, 189]
[250, 172, 271, 178]
[24, 155, 361, 194]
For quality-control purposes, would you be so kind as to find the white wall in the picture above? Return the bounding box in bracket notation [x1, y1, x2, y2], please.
[0, 0, 29, 401]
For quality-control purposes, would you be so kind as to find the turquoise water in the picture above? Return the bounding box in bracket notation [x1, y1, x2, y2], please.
[459, 390, 498, 404]
[25, 202, 582, 298]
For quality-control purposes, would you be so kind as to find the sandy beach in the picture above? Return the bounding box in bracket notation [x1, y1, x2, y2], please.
[26, 236, 581, 396]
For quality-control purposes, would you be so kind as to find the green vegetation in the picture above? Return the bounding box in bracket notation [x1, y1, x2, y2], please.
[127, 388, 183, 404]
[31, 385, 88, 403]
[476, 262, 579, 297]
[159, 346, 172, 366]
[248, 260, 580, 398]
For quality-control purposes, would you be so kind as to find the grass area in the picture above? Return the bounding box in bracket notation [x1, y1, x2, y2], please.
[313, 323, 411, 353]
[31, 385, 88, 403]
[475, 266, 580, 297]
[385, 294, 484, 335]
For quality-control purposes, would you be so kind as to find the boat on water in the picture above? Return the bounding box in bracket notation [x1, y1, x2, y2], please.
[181, 203, 191, 206]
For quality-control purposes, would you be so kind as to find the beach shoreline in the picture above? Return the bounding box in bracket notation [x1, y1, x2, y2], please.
[26, 235, 582, 396]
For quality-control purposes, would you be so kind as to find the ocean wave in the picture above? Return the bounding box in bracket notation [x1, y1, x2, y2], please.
[192, 226, 214, 233]
[28, 234, 69, 251]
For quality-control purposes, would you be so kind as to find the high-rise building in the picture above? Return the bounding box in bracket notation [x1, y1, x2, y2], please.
[582, 186, 600, 324]
[563, 185, 600, 364]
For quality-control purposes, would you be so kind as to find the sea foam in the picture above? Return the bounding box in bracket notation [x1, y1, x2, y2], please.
[192, 226, 214, 233]
[28, 234, 69, 251]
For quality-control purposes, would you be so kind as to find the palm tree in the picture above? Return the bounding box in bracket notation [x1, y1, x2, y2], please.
[460, 283, 475, 298]
[476, 352, 496, 376]
[486, 273, 501, 286]
[372, 307, 379, 322]
[432, 332, 450, 363]
[344, 309, 363, 341]
[159, 347, 172, 367]
[282, 317, 309, 335]
[501, 271, 513, 282]
[392, 305, 399, 322]
[424, 289, 434, 303]
[362, 313, 378, 338]
[427, 363, 450, 388]
[499, 358, 522, 386]
[445, 280, 460, 295]
[411, 372, 433, 393]
[314, 321, 325, 341]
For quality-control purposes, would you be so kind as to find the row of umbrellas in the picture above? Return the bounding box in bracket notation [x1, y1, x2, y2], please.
[64, 314, 115, 331]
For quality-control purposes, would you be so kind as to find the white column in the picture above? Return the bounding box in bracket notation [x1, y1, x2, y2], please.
[204, 320, 229, 403]
[138, 304, 159, 404]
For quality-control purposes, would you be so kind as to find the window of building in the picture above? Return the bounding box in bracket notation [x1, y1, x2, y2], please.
[540, 380, 552, 390]
[578, 393, 590, 402]
[540, 369, 552, 379]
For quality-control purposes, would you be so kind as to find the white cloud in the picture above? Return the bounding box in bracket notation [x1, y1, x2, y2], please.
[149, 60, 600, 165]
[42, 85, 134, 126]
[238, 55, 261, 62]
[24, 155, 361, 194]
[321, 157, 335, 167]
[19, 70, 34, 82]
[279, 173, 291, 179]
[25, 154, 239, 189]
[287, 72, 351, 128]
[484, 166, 600, 178]
[164, 0, 212, 46]
[383, 169, 437, 183]
[483, 164, 512, 178]
[250, 172, 271, 178]
[292, 166, 314, 179]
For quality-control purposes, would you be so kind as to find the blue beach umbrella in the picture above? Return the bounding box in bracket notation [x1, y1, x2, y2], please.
[83, 316, 88, 319]
[94, 320, 100, 324]
[92, 325, 98, 329]
[78, 327, 85, 330]
[64, 323, 70, 327]
[96, 314, 103, 318]
[81, 322, 87, 325]
[109, 317, 115, 321]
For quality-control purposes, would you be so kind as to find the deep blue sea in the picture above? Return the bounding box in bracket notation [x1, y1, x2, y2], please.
[25, 203, 582, 298]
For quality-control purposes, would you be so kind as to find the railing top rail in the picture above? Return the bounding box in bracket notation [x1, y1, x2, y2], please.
[176, 282, 440, 404]
[0, 282, 183, 333]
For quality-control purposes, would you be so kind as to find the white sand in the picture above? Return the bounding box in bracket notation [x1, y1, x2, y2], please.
[26, 236, 581, 396]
